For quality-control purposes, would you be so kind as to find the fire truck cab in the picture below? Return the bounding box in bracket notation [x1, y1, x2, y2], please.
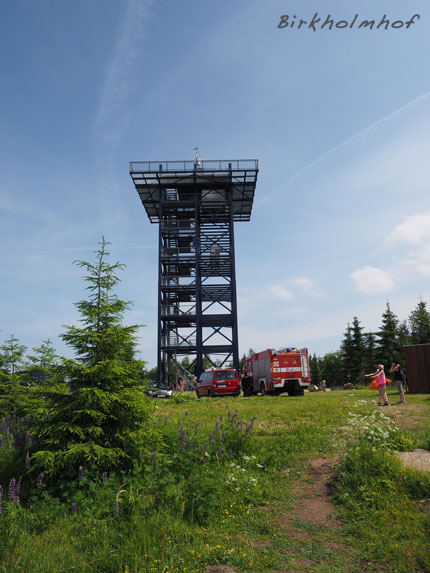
[241, 347, 311, 397]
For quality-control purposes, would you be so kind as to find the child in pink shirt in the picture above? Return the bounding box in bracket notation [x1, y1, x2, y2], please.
[365, 364, 389, 406]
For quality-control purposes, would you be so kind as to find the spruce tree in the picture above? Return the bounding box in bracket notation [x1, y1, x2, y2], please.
[362, 332, 377, 374]
[350, 316, 365, 384]
[409, 298, 430, 344]
[0, 334, 26, 375]
[25, 339, 59, 385]
[375, 301, 401, 366]
[340, 323, 354, 384]
[31, 238, 157, 479]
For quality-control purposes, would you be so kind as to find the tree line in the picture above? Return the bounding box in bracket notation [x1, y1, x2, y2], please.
[309, 299, 430, 387]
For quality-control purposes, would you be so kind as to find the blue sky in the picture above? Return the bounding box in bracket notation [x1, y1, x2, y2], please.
[1, 0, 429, 367]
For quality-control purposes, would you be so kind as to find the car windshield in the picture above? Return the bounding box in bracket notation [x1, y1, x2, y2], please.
[215, 370, 237, 380]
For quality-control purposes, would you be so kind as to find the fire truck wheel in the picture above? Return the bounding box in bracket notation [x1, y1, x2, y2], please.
[207, 390, 213, 398]
[260, 383, 266, 396]
[295, 389, 305, 396]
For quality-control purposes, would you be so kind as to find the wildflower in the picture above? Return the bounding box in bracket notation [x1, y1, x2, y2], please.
[228, 449, 233, 459]
[102, 472, 108, 483]
[194, 422, 200, 434]
[185, 410, 189, 416]
[71, 502, 77, 514]
[8, 478, 16, 499]
[150, 451, 158, 464]
[25, 451, 31, 469]
[37, 472, 45, 486]
[77, 466, 84, 481]
[218, 447, 222, 456]
[189, 438, 194, 450]
[165, 414, 169, 424]
[0, 435, 3, 448]
[115, 502, 120, 518]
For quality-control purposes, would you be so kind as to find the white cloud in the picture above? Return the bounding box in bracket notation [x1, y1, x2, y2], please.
[386, 212, 430, 246]
[350, 266, 394, 296]
[407, 245, 430, 276]
[293, 277, 325, 297]
[269, 284, 294, 301]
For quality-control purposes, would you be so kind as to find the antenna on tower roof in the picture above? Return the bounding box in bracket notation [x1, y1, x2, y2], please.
[193, 147, 201, 167]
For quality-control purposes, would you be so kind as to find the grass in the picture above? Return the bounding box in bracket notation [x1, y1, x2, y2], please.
[0, 389, 429, 572]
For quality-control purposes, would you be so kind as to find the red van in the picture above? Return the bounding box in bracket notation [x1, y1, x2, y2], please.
[196, 368, 241, 398]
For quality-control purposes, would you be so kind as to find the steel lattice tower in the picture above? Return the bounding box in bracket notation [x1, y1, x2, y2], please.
[130, 159, 258, 384]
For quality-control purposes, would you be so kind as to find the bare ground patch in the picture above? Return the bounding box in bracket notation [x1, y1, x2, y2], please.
[280, 457, 343, 541]
[397, 448, 430, 472]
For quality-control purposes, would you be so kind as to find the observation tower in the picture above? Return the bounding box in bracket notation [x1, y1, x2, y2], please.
[130, 156, 258, 384]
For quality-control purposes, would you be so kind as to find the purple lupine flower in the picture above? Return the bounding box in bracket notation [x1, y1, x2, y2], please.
[25, 451, 31, 469]
[227, 410, 231, 420]
[220, 416, 223, 422]
[0, 485, 3, 502]
[71, 502, 77, 514]
[37, 472, 45, 486]
[150, 451, 158, 464]
[211, 440, 216, 450]
[189, 437, 194, 449]
[115, 502, 120, 518]
[77, 466, 84, 481]
[214, 419, 220, 434]
[8, 478, 16, 499]
[218, 447, 222, 456]
[102, 472, 108, 484]
[165, 414, 169, 424]
[228, 449, 233, 459]
[0, 435, 3, 448]
[194, 422, 200, 434]
[185, 410, 189, 416]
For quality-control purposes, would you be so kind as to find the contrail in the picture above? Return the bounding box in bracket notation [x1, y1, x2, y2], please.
[94, 0, 153, 149]
[93, 0, 153, 230]
[262, 89, 430, 201]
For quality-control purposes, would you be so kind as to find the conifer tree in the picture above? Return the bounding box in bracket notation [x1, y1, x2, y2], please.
[31, 238, 157, 479]
[409, 298, 430, 344]
[25, 339, 59, 385]
[340, 323, 354, 384]
[375, 301, 401, 366]
[0, 334, 27, 376]
[362, 332, 377, 374]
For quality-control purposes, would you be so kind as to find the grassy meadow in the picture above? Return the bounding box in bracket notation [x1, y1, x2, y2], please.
[0, 388, 429, 572]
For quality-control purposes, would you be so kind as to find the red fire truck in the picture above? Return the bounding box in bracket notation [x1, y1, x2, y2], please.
[241, 347, 311, 396]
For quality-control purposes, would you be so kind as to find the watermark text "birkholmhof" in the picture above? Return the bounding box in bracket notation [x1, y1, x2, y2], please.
[277, 13, 421, 31]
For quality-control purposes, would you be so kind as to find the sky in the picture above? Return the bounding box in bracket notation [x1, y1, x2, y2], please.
[1, 0, 429, 367]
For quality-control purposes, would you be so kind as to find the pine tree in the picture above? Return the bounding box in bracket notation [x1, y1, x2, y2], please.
[0, 334, 27, 375]
[362, 332, 377, 374]
[350, 316, 365, 384]
[25, 339, 59, 385]
[31, 238, 157, 479]
[409, 298, 430, 344]
[340, 323, 354, 384]
[375, 301, 401, 367]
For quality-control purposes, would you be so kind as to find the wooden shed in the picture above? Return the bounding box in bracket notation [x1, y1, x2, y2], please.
[403, 343, 430, 393]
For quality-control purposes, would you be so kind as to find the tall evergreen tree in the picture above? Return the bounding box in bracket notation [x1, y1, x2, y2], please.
[362, 332, 377, 374]
[31, 238, 157, 479]
[340, 323, 354, 384]
[0, 334, 26, 375]
[409, 298, 430, 344]
[350, 316, 365, 384]
[375, 301, 401, 366]
[25, 339, 59, 385]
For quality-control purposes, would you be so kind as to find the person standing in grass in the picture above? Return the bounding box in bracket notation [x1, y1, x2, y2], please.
[389, 359, 407, 404]
[365, 364, 390, 406]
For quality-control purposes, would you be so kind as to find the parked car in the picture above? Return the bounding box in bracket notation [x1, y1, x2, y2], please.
[196, 368, 240, 398]
[144, 382, 173, 399]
